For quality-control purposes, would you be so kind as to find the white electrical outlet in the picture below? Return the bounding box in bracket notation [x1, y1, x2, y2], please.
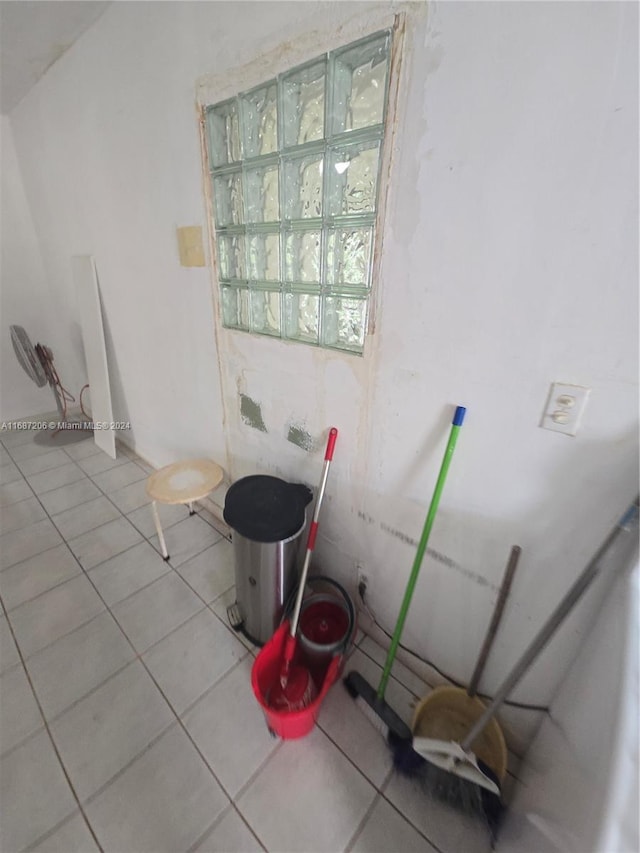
[540, 382, 591, 436]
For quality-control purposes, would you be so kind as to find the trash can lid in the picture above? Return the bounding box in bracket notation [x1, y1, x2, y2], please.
[223, 475, 313, 542]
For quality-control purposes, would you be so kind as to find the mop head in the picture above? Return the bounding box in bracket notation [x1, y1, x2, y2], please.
[389, 732, 506, 844]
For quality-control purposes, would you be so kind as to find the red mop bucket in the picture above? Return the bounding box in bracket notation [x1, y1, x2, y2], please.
[252, 621, 342, 738]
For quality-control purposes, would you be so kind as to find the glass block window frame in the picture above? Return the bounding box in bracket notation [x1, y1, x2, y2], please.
[205, 30, 392, 355]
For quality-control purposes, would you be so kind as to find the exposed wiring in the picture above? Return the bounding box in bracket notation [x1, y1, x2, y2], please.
[79, 384, 91, 419]
[35, 344, 75, 429]
[357, 583, 550, 714]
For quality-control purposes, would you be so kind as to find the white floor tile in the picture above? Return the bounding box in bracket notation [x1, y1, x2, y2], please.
[30, 812, 100, 852]
[0, 664, 43, 754]
[50, 660, 173, 801]
[26, 462, 86, 495]
[51, 496, 121, 541]
[237, 727, 376, 853]
[177, 539, 235, 603]
[149, 514, 222, 567]
[143, 608, 246, 714]
[317, 656, 395, 788]
[0, 730, 77, 852]
[0, 429, 46, 448]
[0, 461, 23, 484]
[11, 439, 70, 461]
[86, 723, 229, 853]
[91, 461, 147, 493]
[39, 479, 102, 515]
[351, 796, 437, 852]
[343, 648, 421, 728]
[384, 770, 493, 853]
[88, 540, 170, 606]
[0, 517, 62, 570]
[183, 658, 280, 798]
[0, 543, 82, 611]
[64, 439, 104, 461]
[0, 478, 33, 506]
[210, 587, 260, 653]
[18, 449, 71, 477]
[76, 451, 128, 476]
[112, 572, 203, 653]
[26, 612, 135, 720]
[0, 616, 20, 674]
[0, 495, 47, 535]
[195, 807, 263, 853]
[67, 517, 142, 570]
[108, 478, 152, 514]
[10, 574, 105, 658]
[127, 501, 189, 538]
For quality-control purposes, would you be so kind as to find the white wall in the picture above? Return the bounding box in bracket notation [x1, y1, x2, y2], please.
[7, 1, 638, 741]
[0, 116, 57, 420]
[498, 544, 639, 853]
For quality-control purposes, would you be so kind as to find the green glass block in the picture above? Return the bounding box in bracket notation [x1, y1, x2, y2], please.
[221, 286, 250, 330]
[217, 233, 246, 281]
[284, 230, 321, 284]
[247, 233, 280, 282]
[245, 164, 279, 223]
[325, 226, 373, 288]
[250, 290, 281, 336]
[284, 292, 320, 344]
[327, 140, 380, 216]
[282, 61, 326, 148]
[283, 153, 324, 220]
[207, 102, 241, 166]
[213, 172, 244, 227]
[240, 83, 278, 158]
[330, 32, 390, 135]
[323, 295, 367, 352]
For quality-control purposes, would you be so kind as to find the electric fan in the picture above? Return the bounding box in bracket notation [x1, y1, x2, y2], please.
[9, 325, 93, 447]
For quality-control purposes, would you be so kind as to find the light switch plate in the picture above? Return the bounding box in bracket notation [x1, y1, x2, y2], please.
[540, 382, 591, 436]
[176, 226, 205, 267]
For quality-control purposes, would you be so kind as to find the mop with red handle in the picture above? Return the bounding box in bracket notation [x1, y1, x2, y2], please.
[268, 427, 338, 711]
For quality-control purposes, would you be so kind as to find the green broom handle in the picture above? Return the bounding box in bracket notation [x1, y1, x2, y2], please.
[377, 405, 466, 699]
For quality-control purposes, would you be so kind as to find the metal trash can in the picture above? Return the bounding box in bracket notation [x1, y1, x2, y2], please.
[223, 475, 312, 645]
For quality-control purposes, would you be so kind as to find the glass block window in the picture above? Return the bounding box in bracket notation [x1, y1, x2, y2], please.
[206, 30, 391, 354]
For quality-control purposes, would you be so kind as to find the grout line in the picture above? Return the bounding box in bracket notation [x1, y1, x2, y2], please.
[89, 561, 174, 608]
[177, 656, 249, 724]
[343, 790, 383, 853]
[229, 735, 285, 804]
[186, 802, 268, 853]
[9, 606, 108, 665]
[80, 717, 178, 807]
[0, 537, 69, 575]
[0, 573, 105, 852]
[38, 658, 137, 728]
[173, 649, 250, 721]
[1, 560, 84, 615]
[5, 437, 444, 853]
[13, 456, 77, 476]
[23, 807, 93, 852]
[0, 719, 46, 761]
[377, 778, 447, 853]
[2, 447, 261, 843]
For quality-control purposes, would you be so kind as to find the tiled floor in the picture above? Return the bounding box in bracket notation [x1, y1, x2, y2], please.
[0, 427, 493, 853]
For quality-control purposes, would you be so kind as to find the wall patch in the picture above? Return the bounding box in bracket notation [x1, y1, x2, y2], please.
[240, 394, 267, 432]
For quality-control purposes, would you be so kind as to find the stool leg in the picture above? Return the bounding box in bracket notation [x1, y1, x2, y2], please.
[152, 500, 170, 561]
[188, 501, 195, 516]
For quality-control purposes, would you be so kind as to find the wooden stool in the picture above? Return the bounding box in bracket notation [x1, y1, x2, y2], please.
[146, 459, 224, 561]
